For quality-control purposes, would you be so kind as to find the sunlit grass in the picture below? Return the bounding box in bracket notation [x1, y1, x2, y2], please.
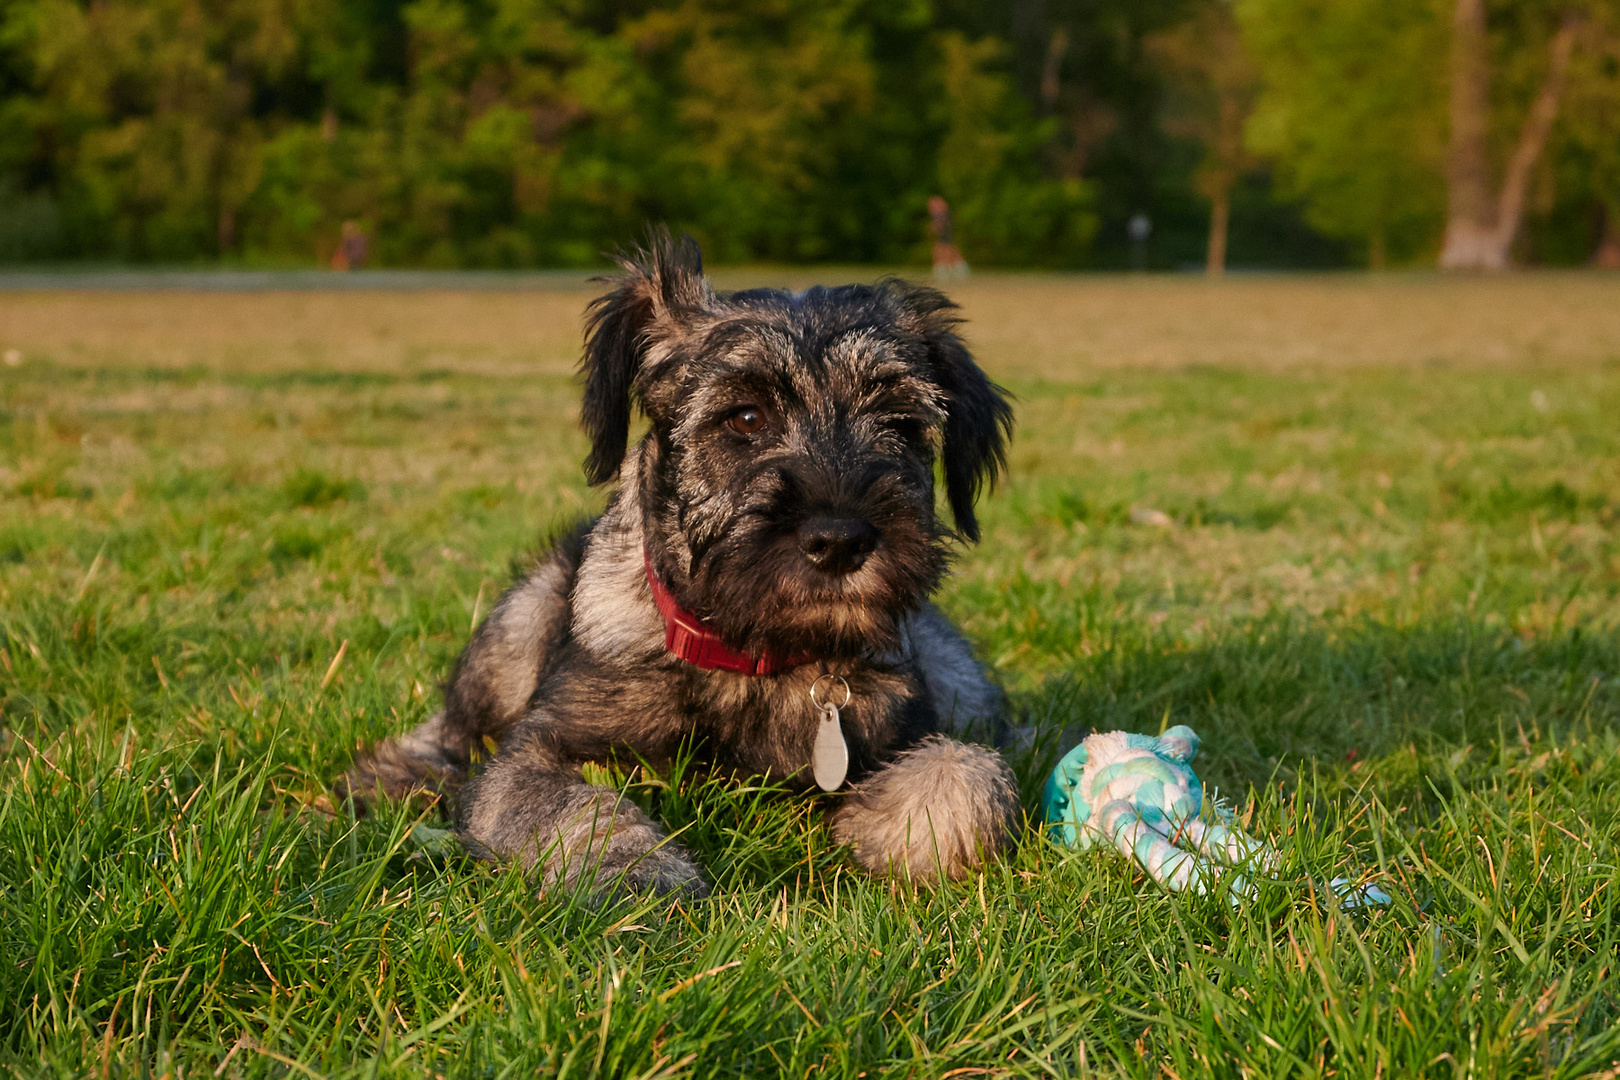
[2, 273, 1619, 1077]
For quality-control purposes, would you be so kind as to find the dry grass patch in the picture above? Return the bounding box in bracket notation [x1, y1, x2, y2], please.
[6, 271, 1620, 378]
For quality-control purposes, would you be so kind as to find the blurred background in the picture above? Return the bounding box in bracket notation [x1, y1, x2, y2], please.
[1, 0, 1618, 273]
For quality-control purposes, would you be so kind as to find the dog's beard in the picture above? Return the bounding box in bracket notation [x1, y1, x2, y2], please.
[679, 481, 945, 659]
[695, 540, 940, 657]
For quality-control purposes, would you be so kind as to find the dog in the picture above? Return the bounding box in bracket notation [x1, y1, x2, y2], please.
[339, 229, 1019, 897]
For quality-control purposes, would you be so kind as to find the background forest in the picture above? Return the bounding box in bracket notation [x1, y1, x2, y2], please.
[1, 0, 1619, 270]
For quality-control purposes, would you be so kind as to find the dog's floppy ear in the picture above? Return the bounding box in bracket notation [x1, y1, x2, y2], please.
[580, 226, 713, 484]
[890, 281, 1013, 543]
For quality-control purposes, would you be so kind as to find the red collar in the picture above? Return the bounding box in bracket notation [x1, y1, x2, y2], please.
[643, 549, 809, 676]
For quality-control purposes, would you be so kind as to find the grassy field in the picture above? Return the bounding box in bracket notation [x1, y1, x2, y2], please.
[2, 272, 1619, 1078]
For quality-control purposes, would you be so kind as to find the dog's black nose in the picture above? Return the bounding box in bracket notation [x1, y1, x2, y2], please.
[798, 517, 879, 575]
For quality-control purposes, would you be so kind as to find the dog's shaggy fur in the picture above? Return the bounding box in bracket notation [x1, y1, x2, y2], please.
[339, 230, 1019, 895]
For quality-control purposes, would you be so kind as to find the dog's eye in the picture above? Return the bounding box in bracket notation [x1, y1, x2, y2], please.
[724, 407, 766, 437]
[891, 417, 928, 446]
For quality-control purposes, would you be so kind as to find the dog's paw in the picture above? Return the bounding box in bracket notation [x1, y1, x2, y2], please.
[596, 845, 711, 903]
[545, 838, 710, 905]
[832, 736, 1018, 883]
[492, 781, 711, 902]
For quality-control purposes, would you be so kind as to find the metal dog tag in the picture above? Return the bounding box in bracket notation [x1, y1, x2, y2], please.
[812, 703, 848, 791]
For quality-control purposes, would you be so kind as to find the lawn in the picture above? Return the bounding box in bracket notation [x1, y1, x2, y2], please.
[2, 271, 1619, 1078]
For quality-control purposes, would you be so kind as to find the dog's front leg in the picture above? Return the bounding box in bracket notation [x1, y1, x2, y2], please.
[455, 730, 708, 900]
[831, 735, 1020, 883]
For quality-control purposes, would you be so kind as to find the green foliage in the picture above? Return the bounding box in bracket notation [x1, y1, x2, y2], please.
[935, 34, 1096, 268]
[0, 0, 1097, 267]
[1541, 6, 1620, 260]
[1238, 0, 1620, 268]
[1238, 0, 1450, 265]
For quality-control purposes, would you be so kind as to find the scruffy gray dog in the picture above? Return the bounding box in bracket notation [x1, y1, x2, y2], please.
[340, 229, 1020, 897]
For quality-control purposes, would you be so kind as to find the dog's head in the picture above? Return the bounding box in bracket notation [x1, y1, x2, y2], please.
[581, 228, 1012, 659]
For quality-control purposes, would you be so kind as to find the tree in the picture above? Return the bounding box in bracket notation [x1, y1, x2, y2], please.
[1438, 0, 1581, 269]
[932, 32, 1097, 267]
[1146, 0, 1259, 275]
[1238, 0, 1449, 268]
[9, 0, 340, 260]
[953, 0, 1193, 264]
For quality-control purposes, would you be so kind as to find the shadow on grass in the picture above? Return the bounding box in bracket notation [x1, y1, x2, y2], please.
[1008, 615, 1619, 803]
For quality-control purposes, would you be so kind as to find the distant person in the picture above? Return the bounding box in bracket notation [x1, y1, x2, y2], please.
[330, 221, 368, 271]
[928, 196, 969, 280]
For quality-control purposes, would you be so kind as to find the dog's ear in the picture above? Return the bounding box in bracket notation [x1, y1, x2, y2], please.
[580, 226, 713, 484]
[889, 281, 1013, 543]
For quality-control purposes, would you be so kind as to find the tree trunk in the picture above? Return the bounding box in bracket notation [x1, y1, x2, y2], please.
[1439, 0, 1494, 269]
[1595, 204, 1620, 269]
[1203, 84, 1247, 279]
[1369, 224, 1387, 270]
[1206, 181, 1230, 277]
[218, 206, 236, 255]
[1041, 28, 1069, 116]
[1490, 15, 1578, 260]
[1440, 4, 1579, 270]
[1011, 0, 1049, 104]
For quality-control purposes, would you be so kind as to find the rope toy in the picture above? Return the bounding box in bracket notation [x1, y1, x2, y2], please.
[1042, 725, 1391, 908]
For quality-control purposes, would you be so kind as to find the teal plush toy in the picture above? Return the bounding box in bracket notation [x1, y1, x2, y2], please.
[1043, 725, 1392, 907]
[1042, 725, 1269, 897]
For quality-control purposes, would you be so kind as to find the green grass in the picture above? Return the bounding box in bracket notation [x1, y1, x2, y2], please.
[2, 284, 1620, 1078]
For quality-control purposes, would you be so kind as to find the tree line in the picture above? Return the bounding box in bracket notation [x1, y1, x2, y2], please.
[0, 0, 1616, 270]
